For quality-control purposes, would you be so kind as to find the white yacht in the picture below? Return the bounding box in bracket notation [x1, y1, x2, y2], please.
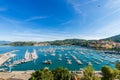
[58, 58, 62, 61]
[51, 53, 55, 56]
[76, 60, 82, 65]
[43, 60, 52, 64]
[67, 59, 72, 64]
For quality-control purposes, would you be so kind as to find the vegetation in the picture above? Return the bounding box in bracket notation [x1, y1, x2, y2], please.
[9, 42, 34, 46]
[4, 38, 120, 51]
[29, 67, 74, 80]
[50, 39, 88, 46]
[29, 69, 53, 80]
[110, 47, 120, 51]
[103, 34, 120, 43]
[52, 67, 74, 80]
[7, 39, 89, 46]
[116, 61, 120, 70]
[29, 63, 120, 80]
[81, 65, 100, 80]
[101, 66, 120, 80]
[101, 66, 114, 80]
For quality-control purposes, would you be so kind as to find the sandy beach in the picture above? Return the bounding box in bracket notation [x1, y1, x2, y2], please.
[0, 71, 34, 80]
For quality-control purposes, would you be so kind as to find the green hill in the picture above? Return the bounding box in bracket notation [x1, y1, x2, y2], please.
[103, 34, 120, 43]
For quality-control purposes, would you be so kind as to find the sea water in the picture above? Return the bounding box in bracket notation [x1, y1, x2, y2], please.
[0, 46, 118, 71]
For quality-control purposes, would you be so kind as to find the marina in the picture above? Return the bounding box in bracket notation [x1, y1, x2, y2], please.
[0, 46, 120, 71]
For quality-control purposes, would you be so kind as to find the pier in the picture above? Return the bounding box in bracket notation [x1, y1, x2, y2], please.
[0, 52, 15, 66]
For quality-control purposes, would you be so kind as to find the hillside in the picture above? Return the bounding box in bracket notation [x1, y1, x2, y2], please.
[2, 34, 120, 51]
[103, 34, 120, 43]
[50, 39, 88, 46]
[0, 41, 11, 45]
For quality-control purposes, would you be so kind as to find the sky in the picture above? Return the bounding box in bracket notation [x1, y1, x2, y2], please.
[0, 0, 120, 41]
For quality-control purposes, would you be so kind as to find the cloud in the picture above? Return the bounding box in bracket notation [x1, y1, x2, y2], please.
[67, 0, 82, 15]
[87, 7, 120, 39]
[89, 0, 120, 29]
[0, 16, 24, 31]
[60, 20, 72, 25]
[96, 20, 120, 38]
[0, 16, 21, 24]
[67, 0, 98, 15]
[86, 0, 120, 38]
[10, 29, 102, 41]
[0, 27, 101, 41]
[24, 16, 47, 22]
[105, 0, 120, 9]
[11, 32, 67, 41]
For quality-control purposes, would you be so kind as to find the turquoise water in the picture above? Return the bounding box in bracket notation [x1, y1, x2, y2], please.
[0, 46, 119, 71]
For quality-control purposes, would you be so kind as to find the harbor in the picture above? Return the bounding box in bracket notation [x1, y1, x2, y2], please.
[0, 46, 120, 71]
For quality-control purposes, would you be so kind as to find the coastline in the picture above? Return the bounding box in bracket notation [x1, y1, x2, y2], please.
[0, 70, 34, 80]
[0, 45, 118, 80]
[0, 70, 102, 80]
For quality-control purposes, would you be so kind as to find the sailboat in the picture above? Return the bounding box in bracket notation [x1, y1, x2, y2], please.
[31, 49, 38, 59]
[24, 49, 38, 61]
[24, 49, 30, 60]
[12, 49, 38, 66]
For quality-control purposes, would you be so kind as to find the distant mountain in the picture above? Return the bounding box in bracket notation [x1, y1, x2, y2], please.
[103, 34, 120, 43]
[49, 39, 90, 47]
[9, 39, 88, 46]
[0, 41, 11, 45]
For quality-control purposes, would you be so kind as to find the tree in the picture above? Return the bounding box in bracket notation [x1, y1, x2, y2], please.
[29, 68, 53, 80]
[52, 67, 74, 80]
[115, 61, 120, 70]
[101, 66, 113, 80]
[112, 69, 120, 80]
[81, 65, 97, 80]
[101, 66, 120, 80]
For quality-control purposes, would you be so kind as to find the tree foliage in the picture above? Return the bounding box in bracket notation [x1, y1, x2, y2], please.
[115, 61, 120, 70]
[101, 66, 120, 80]
[29, 68, 74, 80]
[81, 65, 99, 80]
[10, 42, 34, 46]
[52, 67, 74, 80]
[50, 39, 88, 46]
[29, 69, 53, 80]
[101, 66, 113, 80]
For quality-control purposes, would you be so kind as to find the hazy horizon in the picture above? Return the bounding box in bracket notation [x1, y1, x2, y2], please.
[0, 0, 120, 41]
